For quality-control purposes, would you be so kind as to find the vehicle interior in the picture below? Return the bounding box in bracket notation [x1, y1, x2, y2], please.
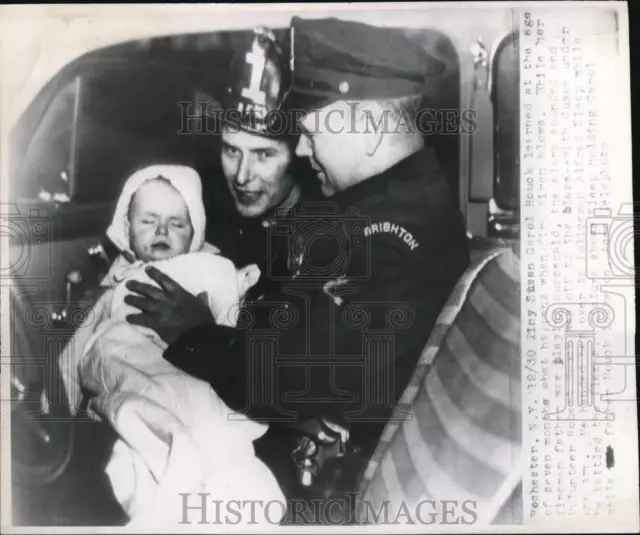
[7, 19, 520, 526]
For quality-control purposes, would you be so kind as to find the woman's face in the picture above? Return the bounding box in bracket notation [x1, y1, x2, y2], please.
[127, 179, 194, 262]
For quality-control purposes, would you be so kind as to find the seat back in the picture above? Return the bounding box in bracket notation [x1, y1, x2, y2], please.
[357, 246, 521, 525]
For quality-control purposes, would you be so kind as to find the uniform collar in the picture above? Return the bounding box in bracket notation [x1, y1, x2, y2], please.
[237, 186, 310, 235]
[330, 146, 440, 208]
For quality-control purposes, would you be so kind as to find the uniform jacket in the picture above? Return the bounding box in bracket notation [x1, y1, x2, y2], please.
[164, 147, 470, 454]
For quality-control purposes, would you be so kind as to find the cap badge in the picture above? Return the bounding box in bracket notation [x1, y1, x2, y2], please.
[241, 39, 268, 107]
[338, 81, 350, 94]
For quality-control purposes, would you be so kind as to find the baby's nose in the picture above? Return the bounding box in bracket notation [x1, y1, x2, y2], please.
[155, 223, 169, 236]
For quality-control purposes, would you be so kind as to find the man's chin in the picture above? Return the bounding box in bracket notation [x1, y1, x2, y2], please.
[235, 201, 268, 219]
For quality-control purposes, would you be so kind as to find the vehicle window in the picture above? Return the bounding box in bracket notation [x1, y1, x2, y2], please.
[13, 63, 220, 207]
[14, 77, 78, 203]
[72, 65, 213, 204]
[492, 32, 519, 212]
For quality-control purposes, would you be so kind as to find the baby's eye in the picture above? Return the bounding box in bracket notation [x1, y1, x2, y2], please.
[170, 220, 189, 230]
[140, 218, 156, 225]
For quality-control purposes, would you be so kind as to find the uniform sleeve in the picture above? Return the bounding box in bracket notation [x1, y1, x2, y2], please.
[163, 322, 235, 379]
[164, 221, 468, 423]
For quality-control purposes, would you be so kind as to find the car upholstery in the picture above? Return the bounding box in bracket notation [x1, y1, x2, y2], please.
[357, 245, 521, 525]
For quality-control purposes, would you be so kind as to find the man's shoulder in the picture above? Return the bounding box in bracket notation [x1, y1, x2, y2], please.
[357, 173, 467, 262]
[363, 181, 459, 238]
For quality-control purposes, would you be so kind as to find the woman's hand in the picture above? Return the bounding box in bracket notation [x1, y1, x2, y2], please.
[124, 266, 215, 345]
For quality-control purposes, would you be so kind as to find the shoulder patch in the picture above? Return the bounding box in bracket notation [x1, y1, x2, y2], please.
[364, 221, 420, 251]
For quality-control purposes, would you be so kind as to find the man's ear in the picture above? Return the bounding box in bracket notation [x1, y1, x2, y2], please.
[237, 264, 261, 295]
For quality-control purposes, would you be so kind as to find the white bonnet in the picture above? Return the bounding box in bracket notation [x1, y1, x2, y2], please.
[106, 165, 207, 260]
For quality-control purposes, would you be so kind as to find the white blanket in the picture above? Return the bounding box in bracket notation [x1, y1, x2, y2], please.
[79, 319, 284, 527]
[59, 164, 284, 525]
[58, 250, 282, 527]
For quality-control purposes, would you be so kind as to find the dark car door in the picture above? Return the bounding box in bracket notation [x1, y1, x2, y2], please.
[9, 58, 219, 346]
[8, 57, 219, 493]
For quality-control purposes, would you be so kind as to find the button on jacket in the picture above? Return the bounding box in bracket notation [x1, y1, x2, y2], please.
[165, 147, 470, 453]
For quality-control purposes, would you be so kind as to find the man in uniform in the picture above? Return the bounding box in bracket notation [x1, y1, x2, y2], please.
[203, 26, 320, 282]
[124, 17, 470, 520]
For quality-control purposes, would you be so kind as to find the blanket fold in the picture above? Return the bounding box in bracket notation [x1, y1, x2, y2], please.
[78, 320, 284, 527]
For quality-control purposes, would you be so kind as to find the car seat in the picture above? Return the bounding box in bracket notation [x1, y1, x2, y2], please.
[357, 245, 521, 526]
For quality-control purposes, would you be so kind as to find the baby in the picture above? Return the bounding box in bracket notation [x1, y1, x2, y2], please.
[105, 164, 260, 328]
[62, 165, 259, 411]
[60, 165, 283, 526]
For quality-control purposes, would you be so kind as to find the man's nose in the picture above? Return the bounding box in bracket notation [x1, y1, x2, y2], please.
[295, 134, 312, 158]
[234, 156, 252, 187]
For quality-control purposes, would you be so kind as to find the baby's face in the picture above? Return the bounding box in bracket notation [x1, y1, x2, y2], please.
[127, 179, 194, 262]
